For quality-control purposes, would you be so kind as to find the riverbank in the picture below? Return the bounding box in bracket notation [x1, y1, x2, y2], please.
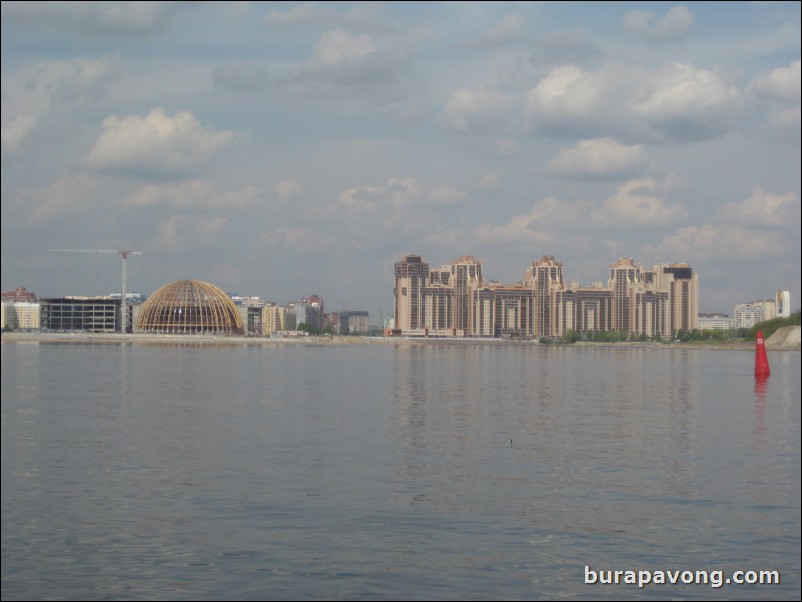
[3, 331, 797, 351]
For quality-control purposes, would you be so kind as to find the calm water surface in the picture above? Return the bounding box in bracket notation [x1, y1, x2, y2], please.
[2, 341, 800, 600]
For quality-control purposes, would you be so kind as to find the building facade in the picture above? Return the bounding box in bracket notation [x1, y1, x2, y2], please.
[392, 254, 700, 340]
[41, 298, 124, 333]
[734, 301, 776, 329]
[776, 290, 791, 319]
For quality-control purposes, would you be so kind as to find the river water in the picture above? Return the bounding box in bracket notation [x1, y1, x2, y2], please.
[1, 341, 800, 600]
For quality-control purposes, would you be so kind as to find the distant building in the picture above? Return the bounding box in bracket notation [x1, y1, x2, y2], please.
[698, 314, 733, 330]
[734, 300, 776, 329]
[776, 290, 791, 318]
[1, 287, 38, 303]
[338, 310, 369, 334]
[392, 253, 699, 339]
[301, 294, 325, 331]
[41, 298, 123, 333]
[262, 304, 297, 335]
[135, 279, 243, 335]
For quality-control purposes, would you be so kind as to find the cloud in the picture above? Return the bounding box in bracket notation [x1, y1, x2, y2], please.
[88, 108, 235, 175]
[337, 177, 422, 211]
[715, 187, 800, 228]
[122, 181, 261, 209]
[748, 59, 801, 102]
[469, 14, 528, 49]
[622, 5, 694, 44]
[748, 60, 801, 131]
[547, 138, 649, 177]
[276, 180, 304, 201]
[153, 215, 229, 250]
[475, 177, 685, 244]
[28, 172, 104, 222]
[529, 29, 605, 69]
[1, 1, 189, 37]
[438, 85, 521, 133]
[593, 178, 687, 228]
[632, 62, 741, 140]
[656, 223, 787, 262]
[527, 62, 740, 142]
[475, 196, 594, 244]
[428, 185, 467, 204]
[262, 226, 321, 249]
[480, 173, 500, 191]
[280, 28, 421, 103]
[264, 2, 331, 26]
[1, 54, 122, 119]
[767, 106, 801, 130]
[335, 177, 468, 212]
[1, 114, 37, 156]
[439, 61, 741, 142]
[212, 64, 270, 93]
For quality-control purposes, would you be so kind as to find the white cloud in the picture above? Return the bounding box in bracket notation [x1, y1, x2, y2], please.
[767, 106, 801, 130]
[276, 180, 304, 201]
[748, 60, 801, 131]
[480, 173, 500, 191]
[264, 2, 330, 26]
[622, 5, 694, 44]
[428, 185, 466, 204]
[476, 177, 686, 244]
[212, 64, 270, 93]
[715, 187, 800, 228]
[749, 59, 801, 102]
[262, 226, 321, 248]
[1, 55, 122, 119]
[1, 1, 188, 36]
[153, 214, 229, 250]
[122, 181, 261, 209]
[475, 196, 594, 243]
[336, 177, 467, 212]
[337, 177, 422, 211]
[310, 29, 376, 68]
[438, 85, 520, 133]
[632, 62, 741, 139]
[281, 28, 421, 103]
[1, 114, 37, 155]
[657, 223, 787, 262]
[494, 138, 521, 156]
[29, 172, 103, 222]
[88, 108, 235, 174]
[439, 61, 742, 142]
[470, 14, 528, 48]
[593, 178, 687, 228]
[547, 138, 648, 176]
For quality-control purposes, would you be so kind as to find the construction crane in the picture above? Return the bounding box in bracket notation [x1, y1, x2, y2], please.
[48, 248, 143, 333]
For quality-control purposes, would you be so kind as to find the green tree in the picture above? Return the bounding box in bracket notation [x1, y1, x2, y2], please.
[563, 329, 580, 344]
[749, 311, 801, 340]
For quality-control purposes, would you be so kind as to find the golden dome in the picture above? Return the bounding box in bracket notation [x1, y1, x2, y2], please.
[136, 279, 243, 335]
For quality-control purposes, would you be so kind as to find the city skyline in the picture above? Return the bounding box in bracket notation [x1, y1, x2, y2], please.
[2, 2, 800, 322]
[392, 252, 700, 339]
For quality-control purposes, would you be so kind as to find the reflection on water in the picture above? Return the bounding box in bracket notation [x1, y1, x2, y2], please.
[2, 342, 800, 601]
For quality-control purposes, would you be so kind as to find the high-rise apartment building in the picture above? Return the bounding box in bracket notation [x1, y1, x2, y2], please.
[394, 255, 430, 335]
[653, 263, 699, 333]
[301, 294, 325, 331]
[734, 301, 776, 329]
[392, 253, 699, 340]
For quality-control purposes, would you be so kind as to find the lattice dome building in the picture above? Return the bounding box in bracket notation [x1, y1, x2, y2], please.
[135, 279, 243, 335]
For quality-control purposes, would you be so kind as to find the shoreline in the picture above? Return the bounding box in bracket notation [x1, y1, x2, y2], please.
[2, 331, 796, 351]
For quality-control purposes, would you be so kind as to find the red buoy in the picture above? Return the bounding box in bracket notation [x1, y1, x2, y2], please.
[755, 330, 771, 378]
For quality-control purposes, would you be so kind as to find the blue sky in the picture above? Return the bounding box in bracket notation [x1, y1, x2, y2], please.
[2, 1, 800, 320]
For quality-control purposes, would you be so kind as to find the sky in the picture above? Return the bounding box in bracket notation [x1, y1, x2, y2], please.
[2, 1, 800, 323]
